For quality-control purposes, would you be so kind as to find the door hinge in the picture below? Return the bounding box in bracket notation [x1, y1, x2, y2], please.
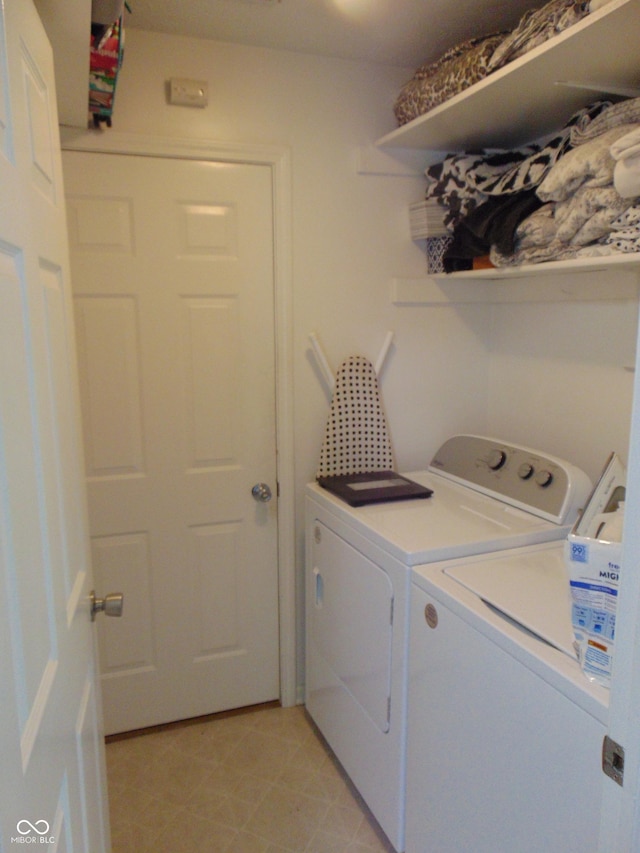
[602, 735, 625, 786]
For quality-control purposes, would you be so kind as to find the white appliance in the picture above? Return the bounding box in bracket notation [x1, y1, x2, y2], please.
[305, 435, 592, 852]
[407, 542, 610, 853]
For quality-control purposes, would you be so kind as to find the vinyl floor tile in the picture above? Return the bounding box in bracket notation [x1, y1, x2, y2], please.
[107, 705, 396, 853]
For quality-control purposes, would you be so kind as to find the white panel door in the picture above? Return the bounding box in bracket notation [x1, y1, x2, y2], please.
[0, 2, 110, 851]
[62, 151, 280, 735]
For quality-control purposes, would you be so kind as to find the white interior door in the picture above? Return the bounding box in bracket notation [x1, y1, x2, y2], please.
[0, 2, 110, 850]
[597, 301, 640, 852]
[62, 151, 281, 735]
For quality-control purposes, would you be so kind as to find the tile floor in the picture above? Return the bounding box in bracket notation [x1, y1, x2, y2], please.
[106, 704, 397, 853]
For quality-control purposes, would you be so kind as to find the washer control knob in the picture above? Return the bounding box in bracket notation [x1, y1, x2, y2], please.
[518, 462, 534, 480]
[535, 469, 554, 487]
[487, 449, 507, 471]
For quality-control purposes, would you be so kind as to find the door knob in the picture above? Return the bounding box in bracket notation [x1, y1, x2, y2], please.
[90, 590, 124, 621]
[251, 482, 272, 502]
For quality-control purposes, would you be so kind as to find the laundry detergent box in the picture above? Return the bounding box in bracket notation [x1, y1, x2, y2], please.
[564, 452, 626, 688]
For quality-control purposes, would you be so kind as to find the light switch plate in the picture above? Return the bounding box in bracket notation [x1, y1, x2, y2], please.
[168, 78, 208, 108]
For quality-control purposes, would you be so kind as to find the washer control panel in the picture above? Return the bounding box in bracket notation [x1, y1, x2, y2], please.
[429, 434, 592, 524]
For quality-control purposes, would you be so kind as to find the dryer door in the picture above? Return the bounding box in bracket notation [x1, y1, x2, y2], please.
[309, 521, 394, 733]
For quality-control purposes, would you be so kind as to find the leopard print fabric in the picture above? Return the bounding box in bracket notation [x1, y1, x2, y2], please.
[393, 33, 506, 127]
[393, 0, 592, 128]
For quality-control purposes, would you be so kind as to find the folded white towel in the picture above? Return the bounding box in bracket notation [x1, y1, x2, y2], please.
[614, 154, 640, 198]
[610, 126, 640, 161]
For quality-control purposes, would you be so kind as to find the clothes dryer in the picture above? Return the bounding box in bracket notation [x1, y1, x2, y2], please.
[305, 435, 592, 852]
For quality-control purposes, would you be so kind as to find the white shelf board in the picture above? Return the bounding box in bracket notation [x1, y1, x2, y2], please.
[392, 259, 640, 305]
[377, 0, 640, 152]
[35, 0, 91, 129]
[442, 252, 640, 280]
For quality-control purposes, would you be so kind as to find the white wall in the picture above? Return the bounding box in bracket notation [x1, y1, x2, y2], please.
[84, 28, 493, 689]
[486, 296, 638, 484]
[71, 28, 638, 693]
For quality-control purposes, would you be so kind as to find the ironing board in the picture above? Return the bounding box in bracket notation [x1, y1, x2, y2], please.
[316, 355, 395, 478]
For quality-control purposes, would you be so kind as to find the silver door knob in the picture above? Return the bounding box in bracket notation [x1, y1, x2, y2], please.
[90, 590, 124, 621]
[251, 482, 272, 502]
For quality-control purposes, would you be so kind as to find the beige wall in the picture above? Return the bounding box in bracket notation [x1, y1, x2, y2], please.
[487, 298, 638, 483]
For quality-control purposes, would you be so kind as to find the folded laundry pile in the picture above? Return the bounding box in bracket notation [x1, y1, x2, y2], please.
[394, 32, 506, 127]
[394, 0, 596, 127]
[422, 98, 640, 271]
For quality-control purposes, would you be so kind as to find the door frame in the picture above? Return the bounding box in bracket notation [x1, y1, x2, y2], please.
[60, 128, 297, 708]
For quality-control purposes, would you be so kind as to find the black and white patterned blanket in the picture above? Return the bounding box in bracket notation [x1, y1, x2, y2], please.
[425, 102, 611, 232]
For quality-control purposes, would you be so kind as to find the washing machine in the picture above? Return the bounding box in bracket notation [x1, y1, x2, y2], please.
[305, 435, 592, 852]
[406, 541, 610, 853]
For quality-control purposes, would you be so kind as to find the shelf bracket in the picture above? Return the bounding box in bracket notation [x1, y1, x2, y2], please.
[554, 80, 640, 98]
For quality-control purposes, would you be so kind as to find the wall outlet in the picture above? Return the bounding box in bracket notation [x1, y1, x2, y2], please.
[168, 78, 209, 108]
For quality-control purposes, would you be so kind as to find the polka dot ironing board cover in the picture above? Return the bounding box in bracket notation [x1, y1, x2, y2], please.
[316, 355, 395, 478]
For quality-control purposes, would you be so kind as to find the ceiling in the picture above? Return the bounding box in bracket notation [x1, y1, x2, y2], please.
[122, 0, 540, 69]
